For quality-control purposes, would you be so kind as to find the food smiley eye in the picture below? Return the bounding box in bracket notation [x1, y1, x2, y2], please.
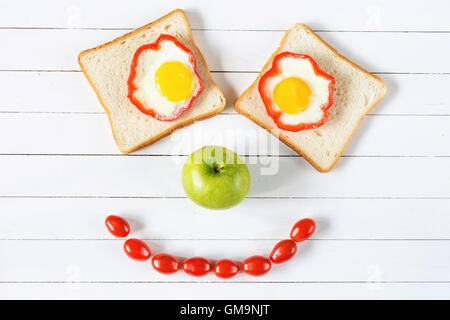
[258, 52, 335, 132]
[127, 34, 204, 121]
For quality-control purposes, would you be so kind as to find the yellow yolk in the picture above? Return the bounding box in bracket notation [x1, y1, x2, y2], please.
[273, 77, 312, 114]
[155, 61, 195, 102]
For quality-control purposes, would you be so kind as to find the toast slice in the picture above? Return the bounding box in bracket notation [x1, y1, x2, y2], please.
[79, 9, 226, 153]
[235, 24, 386, 172]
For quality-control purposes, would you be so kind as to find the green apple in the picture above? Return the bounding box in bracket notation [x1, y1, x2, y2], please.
[182, 146, 250, 210]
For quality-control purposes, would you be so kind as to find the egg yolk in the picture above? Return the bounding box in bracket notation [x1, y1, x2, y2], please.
[155, 61, 195, 102]
[273, 77, 311, 114]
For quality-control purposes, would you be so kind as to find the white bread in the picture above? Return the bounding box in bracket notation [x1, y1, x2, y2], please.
[235, 24, 386, 172]
[79, 9, 225, 153]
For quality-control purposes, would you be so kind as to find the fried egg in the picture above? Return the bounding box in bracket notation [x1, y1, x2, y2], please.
[259, 52, 335, 131]
[128, 34, 203, 121]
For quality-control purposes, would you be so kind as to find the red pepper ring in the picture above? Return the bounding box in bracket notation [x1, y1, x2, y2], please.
[258, 52, 336, 132]
[127, 34, 204, 121]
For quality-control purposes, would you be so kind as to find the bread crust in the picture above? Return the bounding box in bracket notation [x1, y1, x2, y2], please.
[78, 9, 226, 154]
[234, 23, 386, 173]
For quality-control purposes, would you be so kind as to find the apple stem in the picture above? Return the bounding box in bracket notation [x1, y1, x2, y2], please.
[215, 166, 225, 172]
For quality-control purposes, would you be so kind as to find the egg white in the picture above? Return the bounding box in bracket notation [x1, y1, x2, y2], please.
[132, 40, 201, 117]
[264, 57, 332, 125]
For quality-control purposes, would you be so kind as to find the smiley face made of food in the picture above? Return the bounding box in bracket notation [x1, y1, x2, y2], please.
[127, 34, 204, 121]
[258, 52, 335, 131]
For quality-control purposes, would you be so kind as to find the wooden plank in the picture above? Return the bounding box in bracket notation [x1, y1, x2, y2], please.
[1, 198, 449, 239]
[1, 0, 449, 32]
[0, 113, 449, 156]
[1, 72, 449, 115]
[1, 29, 449, 73]
[0, 156, 448, 197]
[0, 71, 100, 113]
[0, 240, 449, 282]
[1, 282, 449, 300]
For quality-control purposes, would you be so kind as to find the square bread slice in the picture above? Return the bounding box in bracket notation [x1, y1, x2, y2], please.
[235, 24, 386, 172]
[79, 9, 225, 153]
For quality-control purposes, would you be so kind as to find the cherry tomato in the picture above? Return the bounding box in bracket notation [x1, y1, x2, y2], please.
[123, 238, 151, 261]
[105, 215, 130, 238]
[152, 254, 180, 274]
[270, 239, 297, 264]
[290, 218, 316, 242]
[182, 257, 212, 277]
[213, 259, 240, 279]
[242, 256, 271, 276]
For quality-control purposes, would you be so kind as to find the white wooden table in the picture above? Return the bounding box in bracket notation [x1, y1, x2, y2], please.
[0, 0, 449, 299]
